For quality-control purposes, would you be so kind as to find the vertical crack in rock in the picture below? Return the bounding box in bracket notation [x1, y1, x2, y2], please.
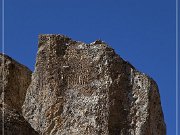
[0, 53, 39, 135]
[22, 34, 166, 135]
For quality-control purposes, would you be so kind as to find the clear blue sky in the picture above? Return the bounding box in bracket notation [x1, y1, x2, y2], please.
[0, 0, 178, 134]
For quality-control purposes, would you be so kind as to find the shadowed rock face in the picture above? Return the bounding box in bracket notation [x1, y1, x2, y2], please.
[0, 54, 32, 113]
[0, 54, 39, 135]
[0, 104, 39, 135]
[22, 34, 166, 135]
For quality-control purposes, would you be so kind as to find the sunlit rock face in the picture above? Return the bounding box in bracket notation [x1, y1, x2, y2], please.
[22, 34, 166, 135]
[0, 54, 39, 135]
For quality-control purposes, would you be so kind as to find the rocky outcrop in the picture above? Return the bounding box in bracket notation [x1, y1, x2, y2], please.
[0, 54, 39, 135]
[22, 34, 166, 135]
[0, 104, 39, 135]
[0, 54, 32, 113]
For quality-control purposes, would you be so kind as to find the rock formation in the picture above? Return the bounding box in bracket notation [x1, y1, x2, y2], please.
[0, 54, 39, 135]
[22, 34, 166, 135]
[0, 104, 39, 135]
[0, 54, 32, 113]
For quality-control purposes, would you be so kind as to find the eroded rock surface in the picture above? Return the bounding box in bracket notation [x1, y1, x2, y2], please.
[0, 54, 32, 112]
[22, 34, 166, 135]
[0, 104, 39, 135]
[0, 54, 39, 135]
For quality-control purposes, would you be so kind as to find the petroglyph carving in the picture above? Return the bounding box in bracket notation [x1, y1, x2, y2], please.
[22, 34, 166, 135]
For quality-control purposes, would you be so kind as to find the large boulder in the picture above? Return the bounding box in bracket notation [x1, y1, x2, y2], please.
[22, 34, 166, 135]
[0, 54, 32, 112]
[0, 54, 39, 135]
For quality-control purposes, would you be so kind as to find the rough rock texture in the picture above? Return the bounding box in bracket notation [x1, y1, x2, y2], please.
[0, 54, 32, 113]
[0, 54, 39, 135]
[0, 104, 39, 135]
[22, 34, 166, 135]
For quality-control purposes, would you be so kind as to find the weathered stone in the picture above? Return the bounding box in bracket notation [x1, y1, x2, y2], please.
[0, 104, 39, 135]
[0, 54, 32, 113]
[22, 34, 166, 135]
[0, 54, 39, 135]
